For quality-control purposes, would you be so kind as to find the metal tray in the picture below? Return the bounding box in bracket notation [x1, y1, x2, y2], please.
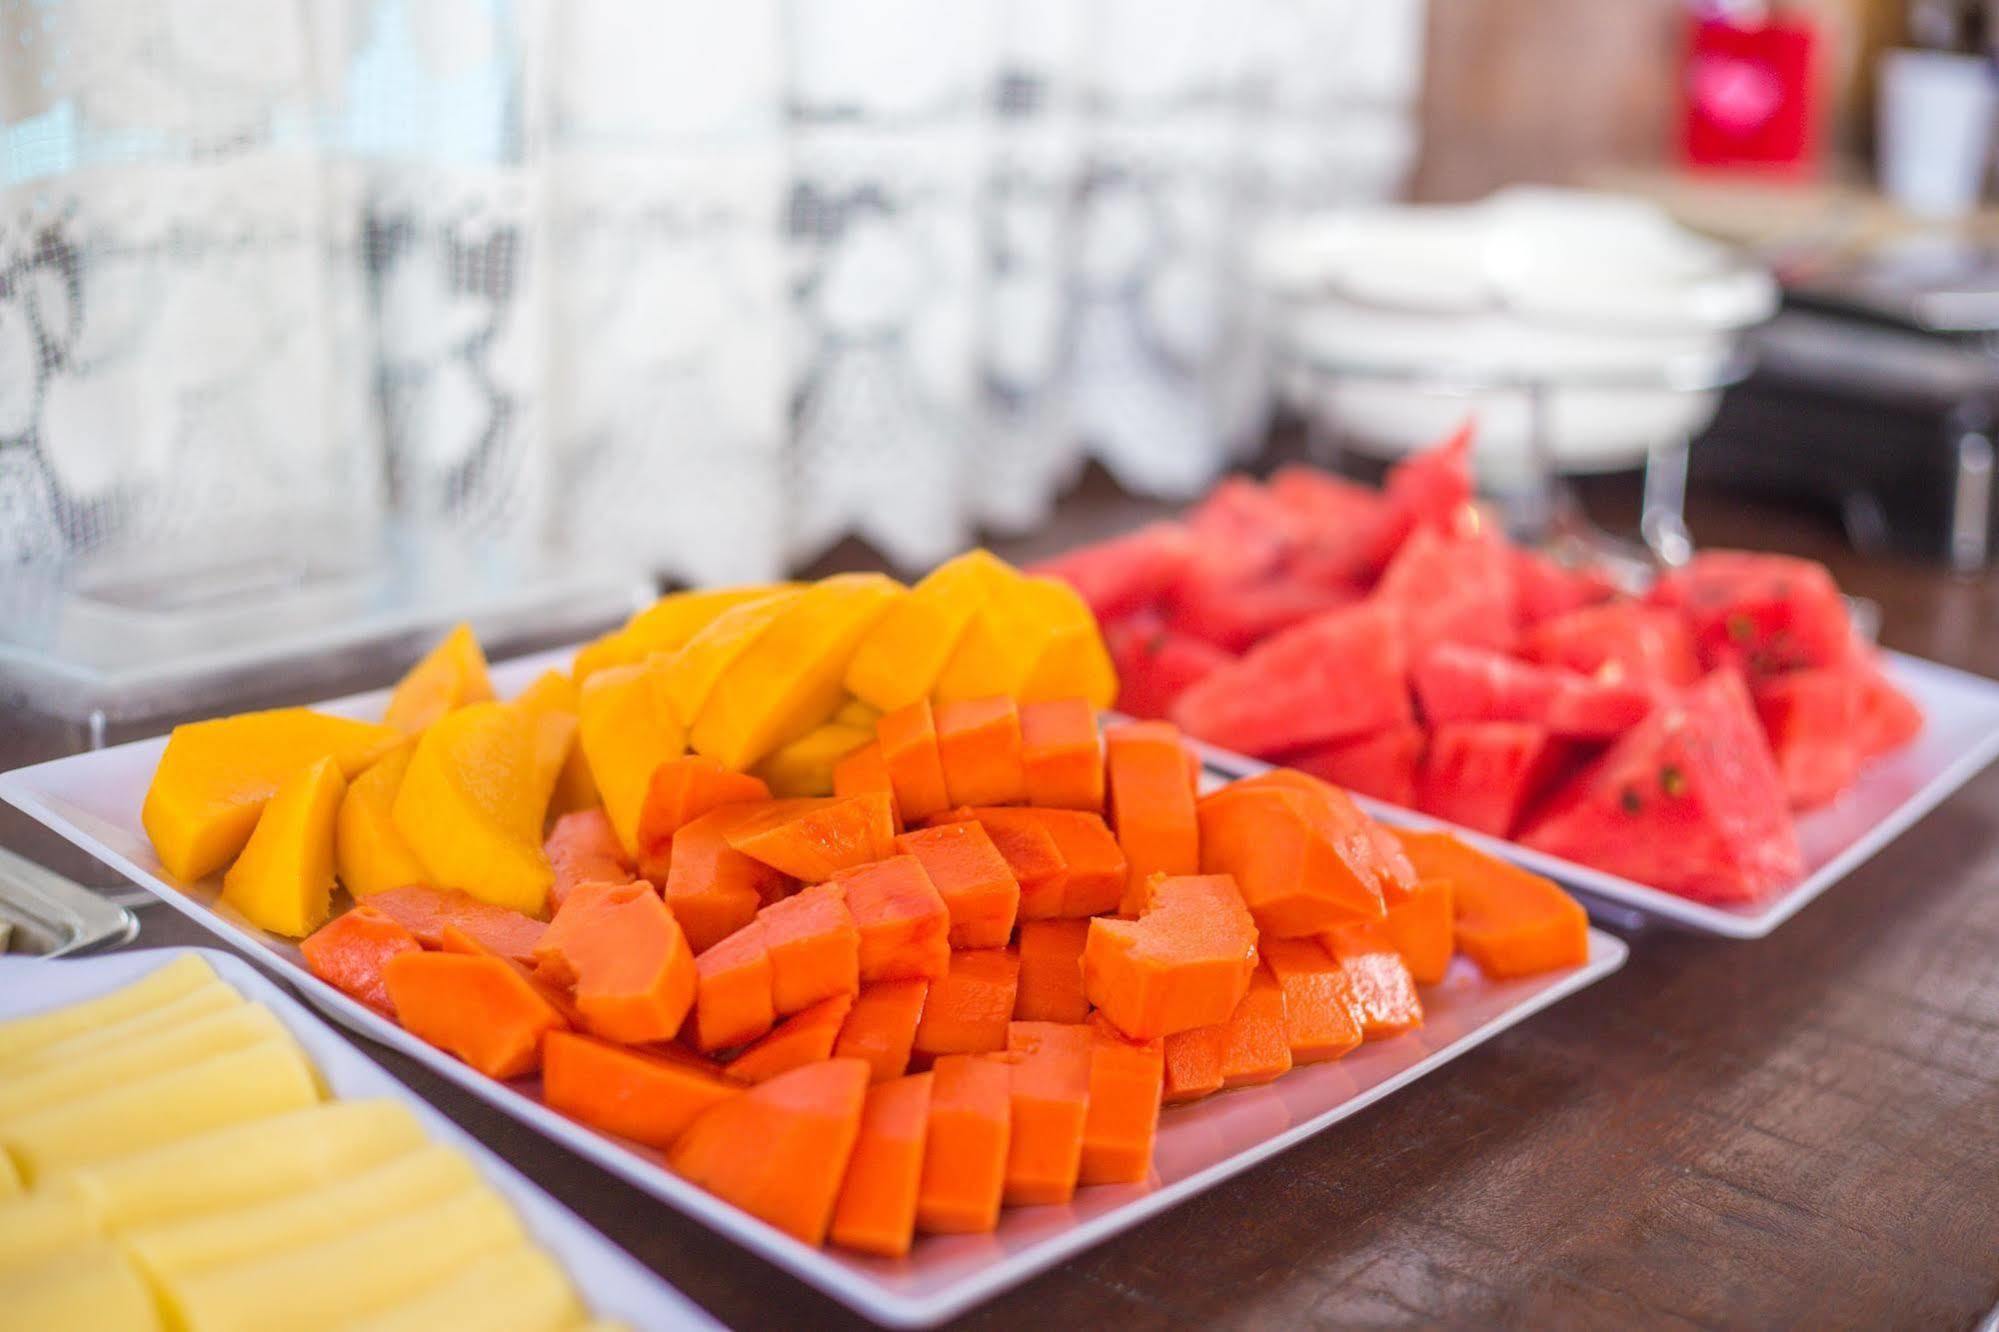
[0, 647, 1626, 1327]
[0, 844, 138, 957]
[0, 947, 718, 1331]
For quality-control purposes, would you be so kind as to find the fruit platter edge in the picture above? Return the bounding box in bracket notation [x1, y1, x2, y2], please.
[1189, 650, 1999, 939]
[0, 645, 1628, 1328]
[0, 946, 721, 1331]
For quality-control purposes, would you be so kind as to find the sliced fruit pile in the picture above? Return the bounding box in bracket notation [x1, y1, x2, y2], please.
[138, 549, 1587, 1257]
[1037, 427, 1925, 904]
[301, 697, 1587, 1256]
[0, 955, 617, 1332]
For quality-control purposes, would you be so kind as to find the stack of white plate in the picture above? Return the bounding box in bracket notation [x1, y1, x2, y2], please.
[1254, 187, 1778, 474]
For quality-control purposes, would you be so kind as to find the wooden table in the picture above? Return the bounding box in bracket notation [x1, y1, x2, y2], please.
[4, 469, 1997, 1330]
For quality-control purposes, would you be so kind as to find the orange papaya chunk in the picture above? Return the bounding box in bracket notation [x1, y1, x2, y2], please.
[723, 795, 896, 883]
[544, 809, 634, 913]
[692, 920, 776, 1053]
[1083, 874, 1258, 1040]
[934, 697, 1026, 808]
[536, 884, 697, 1044]
[542, 1030, 737, 1150]
[383, 949, 569, 1080]
[384, 622, 494, 734]
[1258, 938, 1363, 1064]
[892, 820, 1020, 949]
[663, 805, 791, 955]
[915, 1053, 1010, 1234]
[833, 979, 931, 1083]
[366, 884, 547, 965]
[1013, 919, 1090, 1024]
[941, 807, 1069, 920]
[832, 856, 951, 983]
[1079, 1013, 1163, 1185]
[1320, 922, 1425, 1039]
[301, 906, 421, 1014]
[726, 992, 856, 1085]
[669, 1057, 871, 1246]
[876, 700, 952, 823]
[1162, 1023, 1228, 1103]
[1219, 970, 1292, 1088]
[1382, 876, 1455, 985]
[143, 707, 401, 883]
[831, 742, 899, 827]
[1105, 722, 1200, 914]
[910, 949, 1020, 1060]
[1397, 830, 1588, 979]
[830, 1072, 934, 1258]
[1019, 698, 1104, 812]
[1000, 1021, 1093, 1206]
[1197, 779, 1393, 938]
[634, 757, 770, 883]
[758, 882, 860, 1015]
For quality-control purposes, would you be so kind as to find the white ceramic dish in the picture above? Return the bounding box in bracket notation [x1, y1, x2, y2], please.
[0, 946, 717, 1332]
[1192, 650, 1999, 940]
[0, 646, 1626, 1327]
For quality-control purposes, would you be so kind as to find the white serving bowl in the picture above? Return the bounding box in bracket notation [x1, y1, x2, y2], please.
[1256, 188, 1776, 473]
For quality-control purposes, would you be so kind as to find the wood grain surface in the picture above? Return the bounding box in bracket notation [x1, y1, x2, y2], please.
[3, 462, 1995, 1330]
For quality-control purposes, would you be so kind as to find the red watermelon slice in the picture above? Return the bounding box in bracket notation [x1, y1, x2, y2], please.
[1412, 642, 1653, 739]
[1511, 547, 1619, 626]
[1183, 477, 1292, 585]
[1286, 723, 1425, 806]
[1171, 600, 1412, 757]
[1104, 613, 1234, 721]
[1369, 420, 1478, 565]
[1753, 667, 1860, 810]
[1416, 721, 1570, 837]
[1267, 466, 1391, 589]
[1033, 522, 1192, 622]
[1167, 571, 1360, 652]
[1520, 669, 1802, 903]
[1524, 602, 1700, 690]
[1650, 550, 1853, 678]
[1372, 524, 1518, 658]
[1852, 652, 1923, 758]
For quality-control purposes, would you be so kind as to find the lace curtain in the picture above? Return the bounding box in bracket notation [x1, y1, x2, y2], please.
[0, 0, 1423, 591]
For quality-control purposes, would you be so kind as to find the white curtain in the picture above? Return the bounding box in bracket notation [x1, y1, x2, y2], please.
[0, 0, 1424, 592]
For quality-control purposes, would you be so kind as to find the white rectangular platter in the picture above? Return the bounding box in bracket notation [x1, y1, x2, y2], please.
[0, 647, 1627, 1327]
[0, 946, 718, 1332]
[1195, 650, 1999, 939]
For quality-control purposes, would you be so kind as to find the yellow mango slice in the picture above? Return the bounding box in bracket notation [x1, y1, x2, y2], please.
[572, 584, 796, 683]
[657, 587, 806, 726]
[2, 983, 239, 1076]
[347, 1245, 585, 1332]
[832, 698, 881, 730]
[3, 1038, 320, 1187]
[159, 1185, 524, 1332]
[932, 560, 1051, 702]
[222, 755, 345, 937]
[0, 1242, 158, 1332]
[336, 744, 427, 900]
[577, 661, 687, 857]
[843, 548, 1007, 711]
[0, 1184, 98, 1271]
[1017, 575, 1119, 707]
[127, 1144, 476, 1282]
[392, 702, 555, 916]
[65, 1100, 423, 1232]
[754, 722, 874, 798]
[383, 623, 495, 735]
[142, 710, 402, 883]
[0, 953, 217, 1063]
[513, 670, 597, 816]
[0, 1004, 286, 1123]
[691, 573, 906, 771]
